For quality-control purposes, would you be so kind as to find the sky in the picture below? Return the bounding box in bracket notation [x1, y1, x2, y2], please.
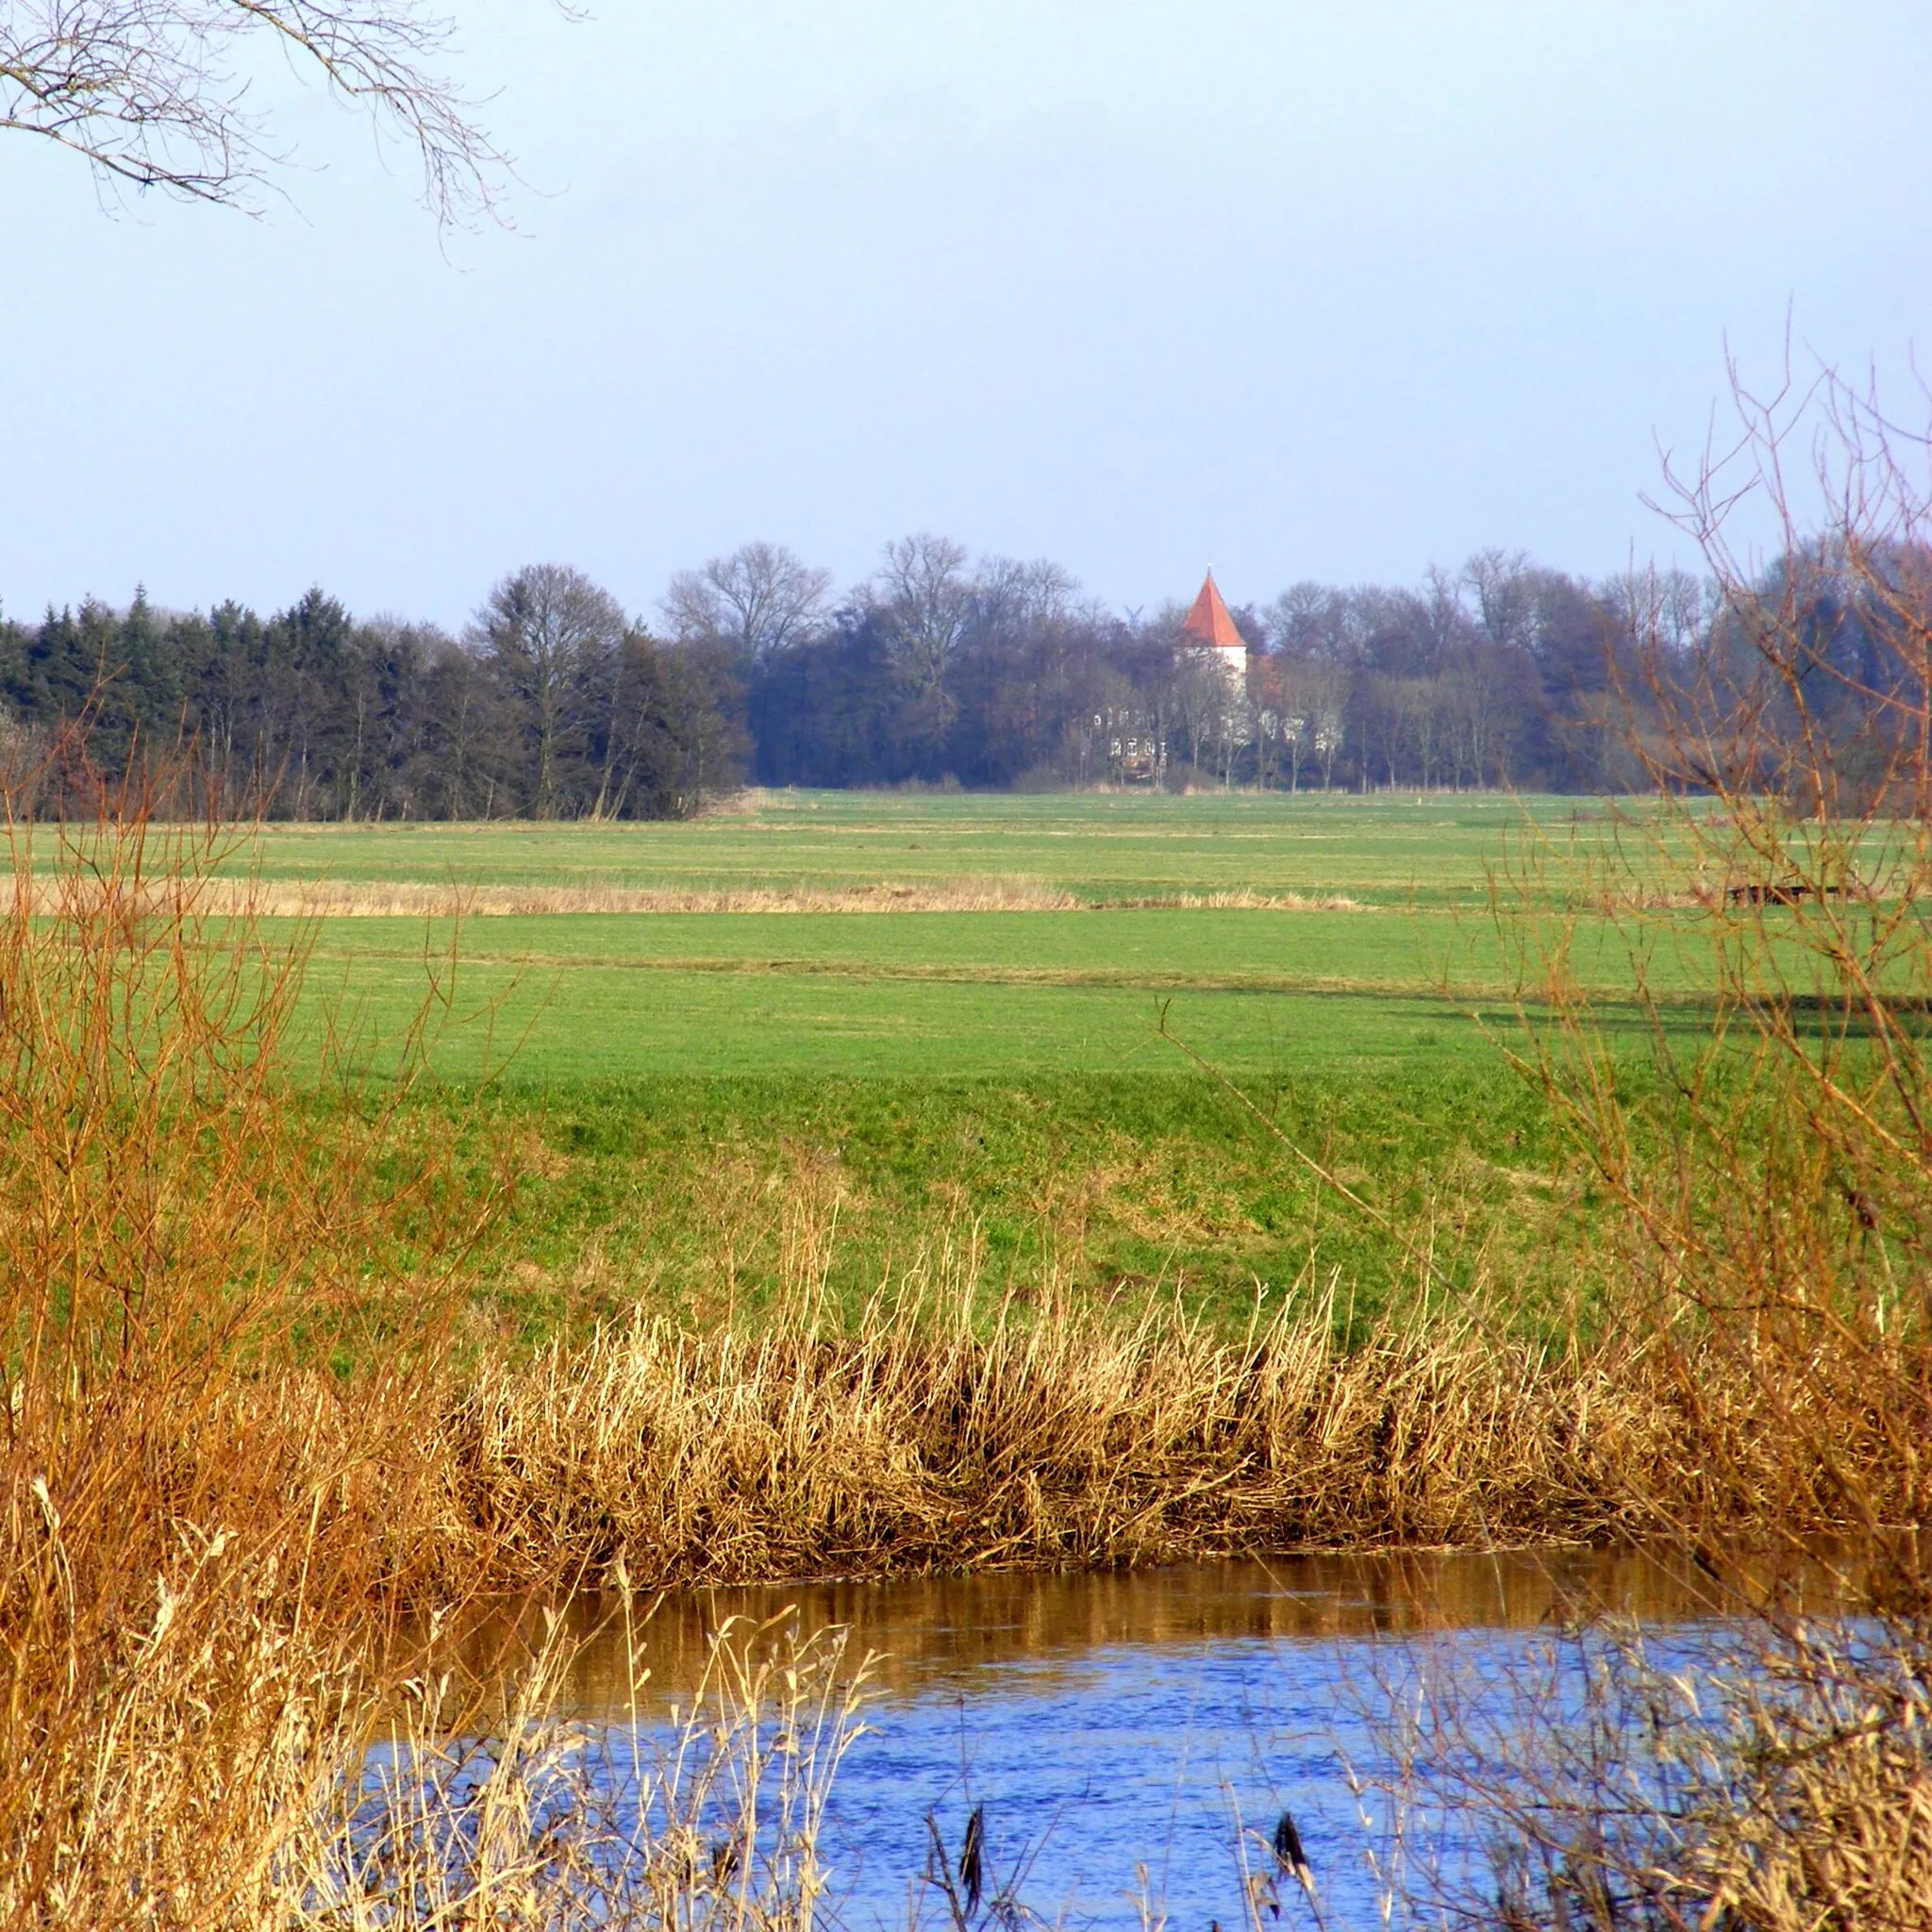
[3, 0, 1930, 629]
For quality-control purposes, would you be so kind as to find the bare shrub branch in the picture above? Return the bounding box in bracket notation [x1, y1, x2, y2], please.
[1428, 352, 1932, 1932]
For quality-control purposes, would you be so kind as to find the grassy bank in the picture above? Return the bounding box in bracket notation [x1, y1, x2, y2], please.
[430, 1065, 1576, 1341]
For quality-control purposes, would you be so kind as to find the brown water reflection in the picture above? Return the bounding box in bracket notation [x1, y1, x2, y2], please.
[503, 1544, 1841, 1719]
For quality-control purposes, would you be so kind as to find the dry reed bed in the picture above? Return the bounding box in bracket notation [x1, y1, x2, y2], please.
[422, 1292, 1907, 1593]
[30, 1283, 1910, 1611]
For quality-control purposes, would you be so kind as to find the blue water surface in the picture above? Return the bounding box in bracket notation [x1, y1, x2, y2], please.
[539, 1552, 1774, 1930]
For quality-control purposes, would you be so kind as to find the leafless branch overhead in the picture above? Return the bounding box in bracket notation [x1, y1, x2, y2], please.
[0, 0, 512, 223]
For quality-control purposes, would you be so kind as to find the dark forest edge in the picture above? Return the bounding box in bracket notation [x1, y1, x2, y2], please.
[0, 532, 1862, 817]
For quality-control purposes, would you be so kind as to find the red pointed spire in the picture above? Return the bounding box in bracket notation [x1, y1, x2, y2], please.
[1182, 571, 1244, 652]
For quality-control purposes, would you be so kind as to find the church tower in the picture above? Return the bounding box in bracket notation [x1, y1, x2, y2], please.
[1181, 571, 1249, 689]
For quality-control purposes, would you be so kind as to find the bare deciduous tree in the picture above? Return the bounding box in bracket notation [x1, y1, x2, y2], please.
[874, 533, 973, 745]
[1463, 546, 1538, 655]
[661, 542, 832, 666]
[969, 556, 1079, 640]
[874, 535, 972, 684]
[470, 562, 625, 818]
[1, 0, 514, 221]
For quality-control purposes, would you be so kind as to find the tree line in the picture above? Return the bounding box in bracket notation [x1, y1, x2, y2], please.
[731, 536, 1662, 796]
[0, 537, 1822, 817]
[0, 569, 745, 820]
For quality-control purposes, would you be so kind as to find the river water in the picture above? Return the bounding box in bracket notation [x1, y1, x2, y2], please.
[460, 1547, 1835, 1930]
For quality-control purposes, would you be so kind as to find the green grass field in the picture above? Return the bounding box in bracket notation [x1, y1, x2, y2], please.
[239, 792, 1703, 1330]
[309, 914, 1526, 1082]
[235, 790, 1562, 904]
[258, 790, 1710, 1084]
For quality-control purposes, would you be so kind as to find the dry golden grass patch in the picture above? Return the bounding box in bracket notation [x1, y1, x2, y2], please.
[277, 1611, 871, 1932]
[1110, 888, 1368, 910]
[227, 874, 1084, 916]
[122, 875, 1371, 917]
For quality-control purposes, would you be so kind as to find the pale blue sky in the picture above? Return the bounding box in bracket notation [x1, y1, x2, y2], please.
[3, 0, 1928, 626]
